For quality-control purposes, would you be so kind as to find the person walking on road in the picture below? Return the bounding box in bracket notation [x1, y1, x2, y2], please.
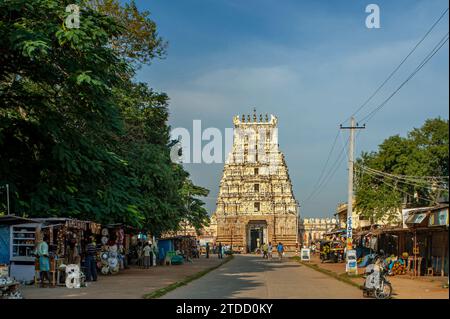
[277, 242, 284, 261]
[268, 242, 273, 260]
[218, 242, 223, 259]
[262, 243, 268, 259]
[206, 242, 210, 259]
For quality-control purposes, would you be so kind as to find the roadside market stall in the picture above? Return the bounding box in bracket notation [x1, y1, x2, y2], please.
[353, 204, 448, 277]
[0, 215, 37, 298]
[32, 218, 101, 286]
[157, 235, 197, 265]
[98, 224, 141, 274]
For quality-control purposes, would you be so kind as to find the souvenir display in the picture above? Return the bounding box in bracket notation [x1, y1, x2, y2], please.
[108, 257, 118, 269]
[101, 266, 109, 275]
[1, 271, 22, 299]
[101, 236, 109, 245]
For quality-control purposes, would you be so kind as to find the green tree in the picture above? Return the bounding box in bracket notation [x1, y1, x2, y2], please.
[355, 118, 449, 224]
[0, 0, 210, 233]
[83, 0, 167, 66]
[114, 81, 210, 235]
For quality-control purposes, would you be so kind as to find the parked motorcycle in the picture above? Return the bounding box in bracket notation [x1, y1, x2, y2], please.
[362, 251, 393, 299]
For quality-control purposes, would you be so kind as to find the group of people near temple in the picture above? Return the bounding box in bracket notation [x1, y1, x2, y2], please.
[261, 242, 284, 260]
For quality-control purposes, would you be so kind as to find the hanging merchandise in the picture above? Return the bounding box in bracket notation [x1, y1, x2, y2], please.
[108, 257, 118, 269]
[101, 228, 109, 236]
[56, 226, 67, 257]
[90, 223, 102, 235]
[98, 241, 120, 275]
[116, 229, 124, 246]
[101, 266, 109, 275]
[101, 252, 109, 261]
[370, 236, 378, 251]
[109, 244, 118, 253]
[101, 236, 109, 245]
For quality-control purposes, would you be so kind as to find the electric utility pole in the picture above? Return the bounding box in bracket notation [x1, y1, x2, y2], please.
[340, 117, 365, 251]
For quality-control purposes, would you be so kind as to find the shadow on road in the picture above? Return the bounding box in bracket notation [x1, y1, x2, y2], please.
[163, 254, 303, 299]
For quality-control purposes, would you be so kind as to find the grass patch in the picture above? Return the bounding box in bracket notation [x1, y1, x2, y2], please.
[289, 256, 302, 264]
[143, 255, 234, 299]
[292, 259, 363, 290]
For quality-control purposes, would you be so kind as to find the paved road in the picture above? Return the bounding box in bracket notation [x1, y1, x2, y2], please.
[162, 254, 362, 299]
[21, 256, 224, 299]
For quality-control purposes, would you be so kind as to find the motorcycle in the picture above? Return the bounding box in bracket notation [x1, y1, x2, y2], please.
[362, 251, 393, 299]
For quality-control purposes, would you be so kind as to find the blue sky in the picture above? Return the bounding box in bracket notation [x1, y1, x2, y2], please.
[131, 0, 449, 218]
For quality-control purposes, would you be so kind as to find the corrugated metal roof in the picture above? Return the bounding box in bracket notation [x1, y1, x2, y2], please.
[407, 203, 449, 214]
[0, 215, 38, 225]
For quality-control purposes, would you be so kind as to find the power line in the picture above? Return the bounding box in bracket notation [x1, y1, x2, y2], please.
[306, 7, 449, 210]
[342, 7, 449, 124]
[358, 164, 449, 182]
[356, 167, 437, 203]
[303, 132, 349, 204]
[302, 130, 340, 203]
[357, 164, 449, 191]
[360, 32, 449, 123]
[303, 135, 348, 203]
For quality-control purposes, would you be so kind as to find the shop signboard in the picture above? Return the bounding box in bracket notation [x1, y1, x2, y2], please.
[346, 216, 353, 249]
[428, 208, 449, 227]
[346, 249, 358, 275]
[300, 248, 310, 261]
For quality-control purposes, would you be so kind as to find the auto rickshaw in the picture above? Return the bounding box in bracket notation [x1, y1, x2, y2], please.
[319, 240, 345, 263]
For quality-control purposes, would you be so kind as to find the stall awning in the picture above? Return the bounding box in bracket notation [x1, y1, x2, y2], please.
[401, 204, 449, 229]
[0, 215, 38, 226]
[428, 207, 449, 227]
[405, 212, 429, 226]
[324, 229, 346, 236]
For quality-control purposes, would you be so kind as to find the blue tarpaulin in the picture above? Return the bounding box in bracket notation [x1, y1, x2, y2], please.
[157, 239, 174, 260]
[0, 225, 10, 264]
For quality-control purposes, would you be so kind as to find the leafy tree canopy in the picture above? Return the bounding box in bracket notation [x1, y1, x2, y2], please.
[0, 0, 209, 234]
[355, 118, 449, 225]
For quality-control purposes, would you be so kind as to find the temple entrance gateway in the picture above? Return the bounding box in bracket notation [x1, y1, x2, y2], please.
[214, 112, 300, 252]
[247, 221, 267, 252]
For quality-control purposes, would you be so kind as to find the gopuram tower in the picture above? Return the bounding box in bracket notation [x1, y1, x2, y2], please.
[214, 110, 299, 253]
